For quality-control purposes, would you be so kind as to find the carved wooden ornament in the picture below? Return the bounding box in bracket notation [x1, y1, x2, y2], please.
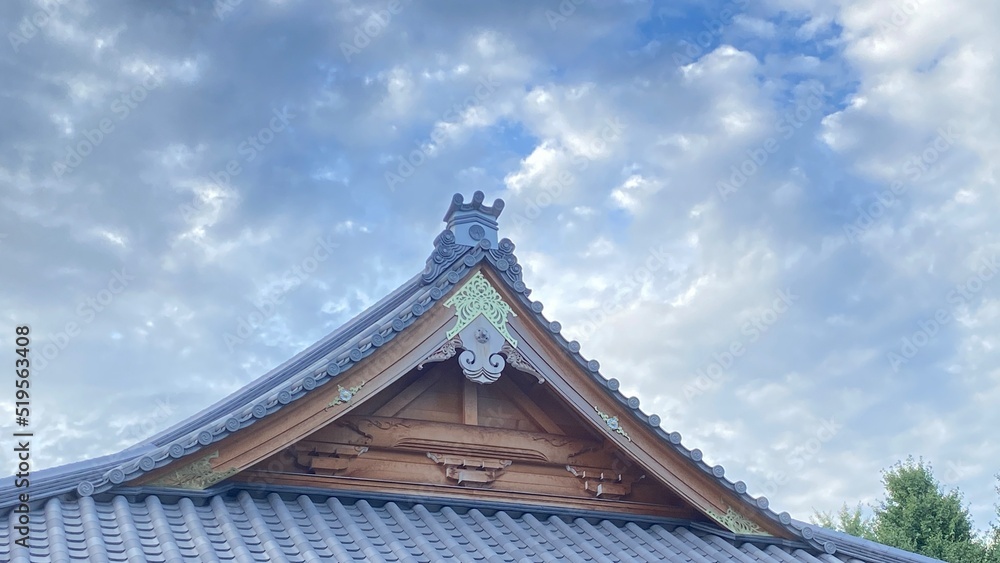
[444, 271, 517, 346]
[434, 271, 523, 384]
[428, 452, 511, 487]
[594, 406, 631, 441]
[707, 506, 766, 535]
[327, 382, 366, 408]
[148, 451, 238, 490]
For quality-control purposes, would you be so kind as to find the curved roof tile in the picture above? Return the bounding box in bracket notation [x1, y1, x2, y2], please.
[0, 192, 938, 563]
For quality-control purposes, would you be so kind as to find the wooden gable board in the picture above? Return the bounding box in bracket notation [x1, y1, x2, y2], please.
[135, 265, 790, 538]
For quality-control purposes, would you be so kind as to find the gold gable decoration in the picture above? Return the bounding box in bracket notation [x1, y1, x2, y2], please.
[148, 451, 238, 490]
[706, 507, 767, 535]
[444, 271, 517, 346]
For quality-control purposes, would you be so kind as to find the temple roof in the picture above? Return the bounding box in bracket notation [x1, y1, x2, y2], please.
[1, 489, 944, 563]
[0, 192, 940, 563]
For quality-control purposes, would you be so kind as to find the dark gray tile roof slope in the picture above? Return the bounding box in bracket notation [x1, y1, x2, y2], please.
[2, 490, 870, 563]
[0, 193, 942, 563]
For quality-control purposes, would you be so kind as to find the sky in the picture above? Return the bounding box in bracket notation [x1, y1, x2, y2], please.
[1, 0, 998, 533]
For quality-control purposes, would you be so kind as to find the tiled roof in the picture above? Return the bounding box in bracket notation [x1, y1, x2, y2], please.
[1, 193, 805, 540]
[0, 193, 941, 563]
[2, 490, 864, 563]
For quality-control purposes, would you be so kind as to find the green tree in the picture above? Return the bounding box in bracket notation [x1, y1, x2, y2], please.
[814, 459, 997, 563]
[983, 475, 1000, 563]
[814, 502, 874, 540]
[870, 457, 982, 562]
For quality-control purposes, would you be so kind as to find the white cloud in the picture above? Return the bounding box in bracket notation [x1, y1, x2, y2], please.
[1, 0, 998, 533]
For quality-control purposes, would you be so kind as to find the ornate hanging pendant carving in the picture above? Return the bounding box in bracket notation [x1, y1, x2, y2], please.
[444, 271, 517, 346]
[456, 316, 506, 384]
[420, 270, 526, 384]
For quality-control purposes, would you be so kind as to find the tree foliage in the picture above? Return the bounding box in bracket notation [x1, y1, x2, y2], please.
[813, 459, 1000, 563]
[814, 502, 874, 541]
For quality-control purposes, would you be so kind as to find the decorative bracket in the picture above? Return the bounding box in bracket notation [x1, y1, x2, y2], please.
[418, 336, 462, 370]
[418, 336, 543, 384]
[706, 506, 766, 535]
[294, 444, 368, 475]
[500, 342, 544, 383]
[594, 407, 631, 441]
[148, 451, 238, 490]
[565, 465, 636, 499]
[327, 382, 366, 408]
[427, 452, 511, 487]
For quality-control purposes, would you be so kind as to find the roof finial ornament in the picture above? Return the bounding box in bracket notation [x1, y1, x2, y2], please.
[443, 191, 505, 247]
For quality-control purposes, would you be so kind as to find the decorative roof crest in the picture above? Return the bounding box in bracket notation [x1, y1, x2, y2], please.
[443, 191, 505, 247]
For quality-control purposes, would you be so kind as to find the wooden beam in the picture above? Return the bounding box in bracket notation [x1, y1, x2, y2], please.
[463, 379, 478, 425]
[373, 367, 446, 418]
[309, 416, 603, 466]
[496, 377, 565, 435]
[233, 470, 701, 520]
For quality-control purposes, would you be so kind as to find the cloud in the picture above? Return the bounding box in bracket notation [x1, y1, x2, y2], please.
[1, 0, 997, 531]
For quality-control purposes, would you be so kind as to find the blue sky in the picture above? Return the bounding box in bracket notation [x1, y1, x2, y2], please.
[2, 0, 997, 531]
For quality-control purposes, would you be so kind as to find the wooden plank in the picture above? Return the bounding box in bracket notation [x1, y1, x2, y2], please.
[373, 368, 447, 417]
[307, 457, 351, 471]
[309, 416, 608, 465]
[463, 379, 478, 425]
[233, 470, 701, 520]
[496, 376, 565, 435]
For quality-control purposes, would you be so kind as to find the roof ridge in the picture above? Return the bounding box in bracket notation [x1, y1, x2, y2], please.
[0, 192, 922, 562]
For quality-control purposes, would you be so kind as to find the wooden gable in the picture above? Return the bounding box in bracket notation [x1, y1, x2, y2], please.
[239, 358, 697, 519]
[135, 265, 792, 538]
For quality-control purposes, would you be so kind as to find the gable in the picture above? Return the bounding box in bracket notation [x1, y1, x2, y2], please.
[235, 354, 698, 519]
[0, 191, 939, 562]
[130, 263, 792, 538]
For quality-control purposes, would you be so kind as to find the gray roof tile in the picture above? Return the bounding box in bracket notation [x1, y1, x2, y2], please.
[0, 193, 943, 563]
[0, 491, 878, 562]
